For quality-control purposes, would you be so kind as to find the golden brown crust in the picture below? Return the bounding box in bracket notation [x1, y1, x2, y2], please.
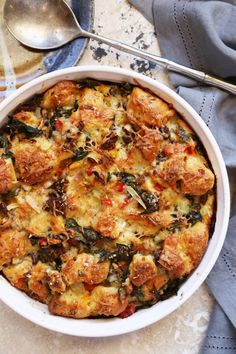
[41, 80, 78, 109]
[2, 257, 32, 291]
[136, 127, 163, 161]
[127, 87, 175, 128]
[129, 254, 158, 287]
[0, 229, 32, 270]
[90, 286, 128, 317]
[13, 139, 57, 185]
[49, 285, 91, 318]
[28, 262, 51, 303]
[157, 155, 215, 195]
[159, 223, 209, 278]
[0, 158, 17, 194]
[61, 253, 110, 286]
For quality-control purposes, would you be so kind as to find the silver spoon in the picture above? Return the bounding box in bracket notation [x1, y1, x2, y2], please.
[4, 0, 236, 95]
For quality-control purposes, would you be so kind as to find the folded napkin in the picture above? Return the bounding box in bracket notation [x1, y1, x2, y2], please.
[128, 1, 236, 353]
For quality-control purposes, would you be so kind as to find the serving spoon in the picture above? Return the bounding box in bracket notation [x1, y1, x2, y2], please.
[4, 0, 236, 95]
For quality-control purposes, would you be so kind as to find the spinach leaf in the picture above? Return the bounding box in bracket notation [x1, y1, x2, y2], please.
[140, 192, 159, 212]
[83, 227, 101, 242]
[55, 100, 79, 118]
[4, 188, 20, 198]
[94, 244, 132, 263]
[178, 126, 190, 143]
[93, 249, 111, 262]
[65, 218, 101, 244]
[156, 152, 167, 164]
[132, 288, 145, 302]
[116, 244, 131, 261]
[119, 82, 133, 96]
[185, 203, 202, 226]
[0, 135, 13, 159]
[160, 278, 185, 300]
[72, 147, 89, 161]
[187, 210, 202, 226]
[7, 119, 42, 138]
[114, 172, 136, 186]
[168, 219, 183, 233]
[65, 218, 83, 233]
[38, 244, 64, 264]
[78, 79, 102, 89]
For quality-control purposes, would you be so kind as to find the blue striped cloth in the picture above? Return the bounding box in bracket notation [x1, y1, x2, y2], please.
[128, 1, 236, 353]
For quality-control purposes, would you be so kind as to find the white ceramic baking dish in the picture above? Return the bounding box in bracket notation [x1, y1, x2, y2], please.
[0, 66, 230, 337]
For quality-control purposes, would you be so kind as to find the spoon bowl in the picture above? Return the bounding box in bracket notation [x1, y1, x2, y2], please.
[4, 0, 83, 49]
[3, 0, 236, 95]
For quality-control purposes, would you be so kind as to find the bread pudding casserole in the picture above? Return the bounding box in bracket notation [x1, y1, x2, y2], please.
[0, 80, 215, 319]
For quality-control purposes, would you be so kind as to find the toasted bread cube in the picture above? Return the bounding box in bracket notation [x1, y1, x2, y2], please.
[127, 87, 175, 128]
[129, 254, 158, 287]
[0, 158, 17, 194]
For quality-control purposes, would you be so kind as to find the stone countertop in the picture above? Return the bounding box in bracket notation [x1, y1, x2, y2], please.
[0, 1, 214, 353]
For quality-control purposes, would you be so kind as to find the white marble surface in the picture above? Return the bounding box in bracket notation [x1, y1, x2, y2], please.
[0, 1, 214, 353]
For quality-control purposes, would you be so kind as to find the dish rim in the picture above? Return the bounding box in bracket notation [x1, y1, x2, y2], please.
[0, 65, 230, 337]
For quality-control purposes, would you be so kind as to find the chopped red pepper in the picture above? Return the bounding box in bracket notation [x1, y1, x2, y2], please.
[154, 182, 164, 192]
[184, 145, 195, 154]
[116, 181, 125, 193]
[119, 304, 135, 319]
[120, 197, 131, 208]
[39, 238, 47, 247]
[57, 166, 65, 176]
[101, 198, 113, 206]
[84, 283, 96, 292]
[16, 277, 26, 289]
[55, 119, 63, 132]
[86, 167, 94, 176]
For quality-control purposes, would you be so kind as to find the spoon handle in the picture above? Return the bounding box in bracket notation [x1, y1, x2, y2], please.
[83, 30, 236, 95]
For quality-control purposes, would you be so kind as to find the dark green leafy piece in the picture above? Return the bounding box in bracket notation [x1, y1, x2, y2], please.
[168, 219, 183, 233]
[94, 244, 132, 263]
[116, 244, 131, 261]
[3, 188, 20, 199]
[38, 244, 64, 264]
[196, 142, 206, 157]
[72, 147, 89, 161]
[66, 218, 101, 244]
[94, 249, 110, 262]
[65, 218, 86, 243]
[118, 286, 127, 301]
[160, 278, 185, 300]
[119, 82, 133, 96]
[0, 135, 13, 159]
[114, 172, 136, 186]
[6, 119, 42, 138]
[152, 288, 161, 301]
[178, 126, 190, 143]
[83, 227, 101, 242]
[132, 288, 145, 302]
[157, 152, 167, 164]
[187, 210, 202, 225]
[140, 192, 159, 212]
[65, 218, 81, 230]
[77, 79, 103, 89]
[55, 100, 79, 118]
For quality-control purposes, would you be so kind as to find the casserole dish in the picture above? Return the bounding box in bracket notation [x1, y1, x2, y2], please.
[0, 66, 230, 336]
